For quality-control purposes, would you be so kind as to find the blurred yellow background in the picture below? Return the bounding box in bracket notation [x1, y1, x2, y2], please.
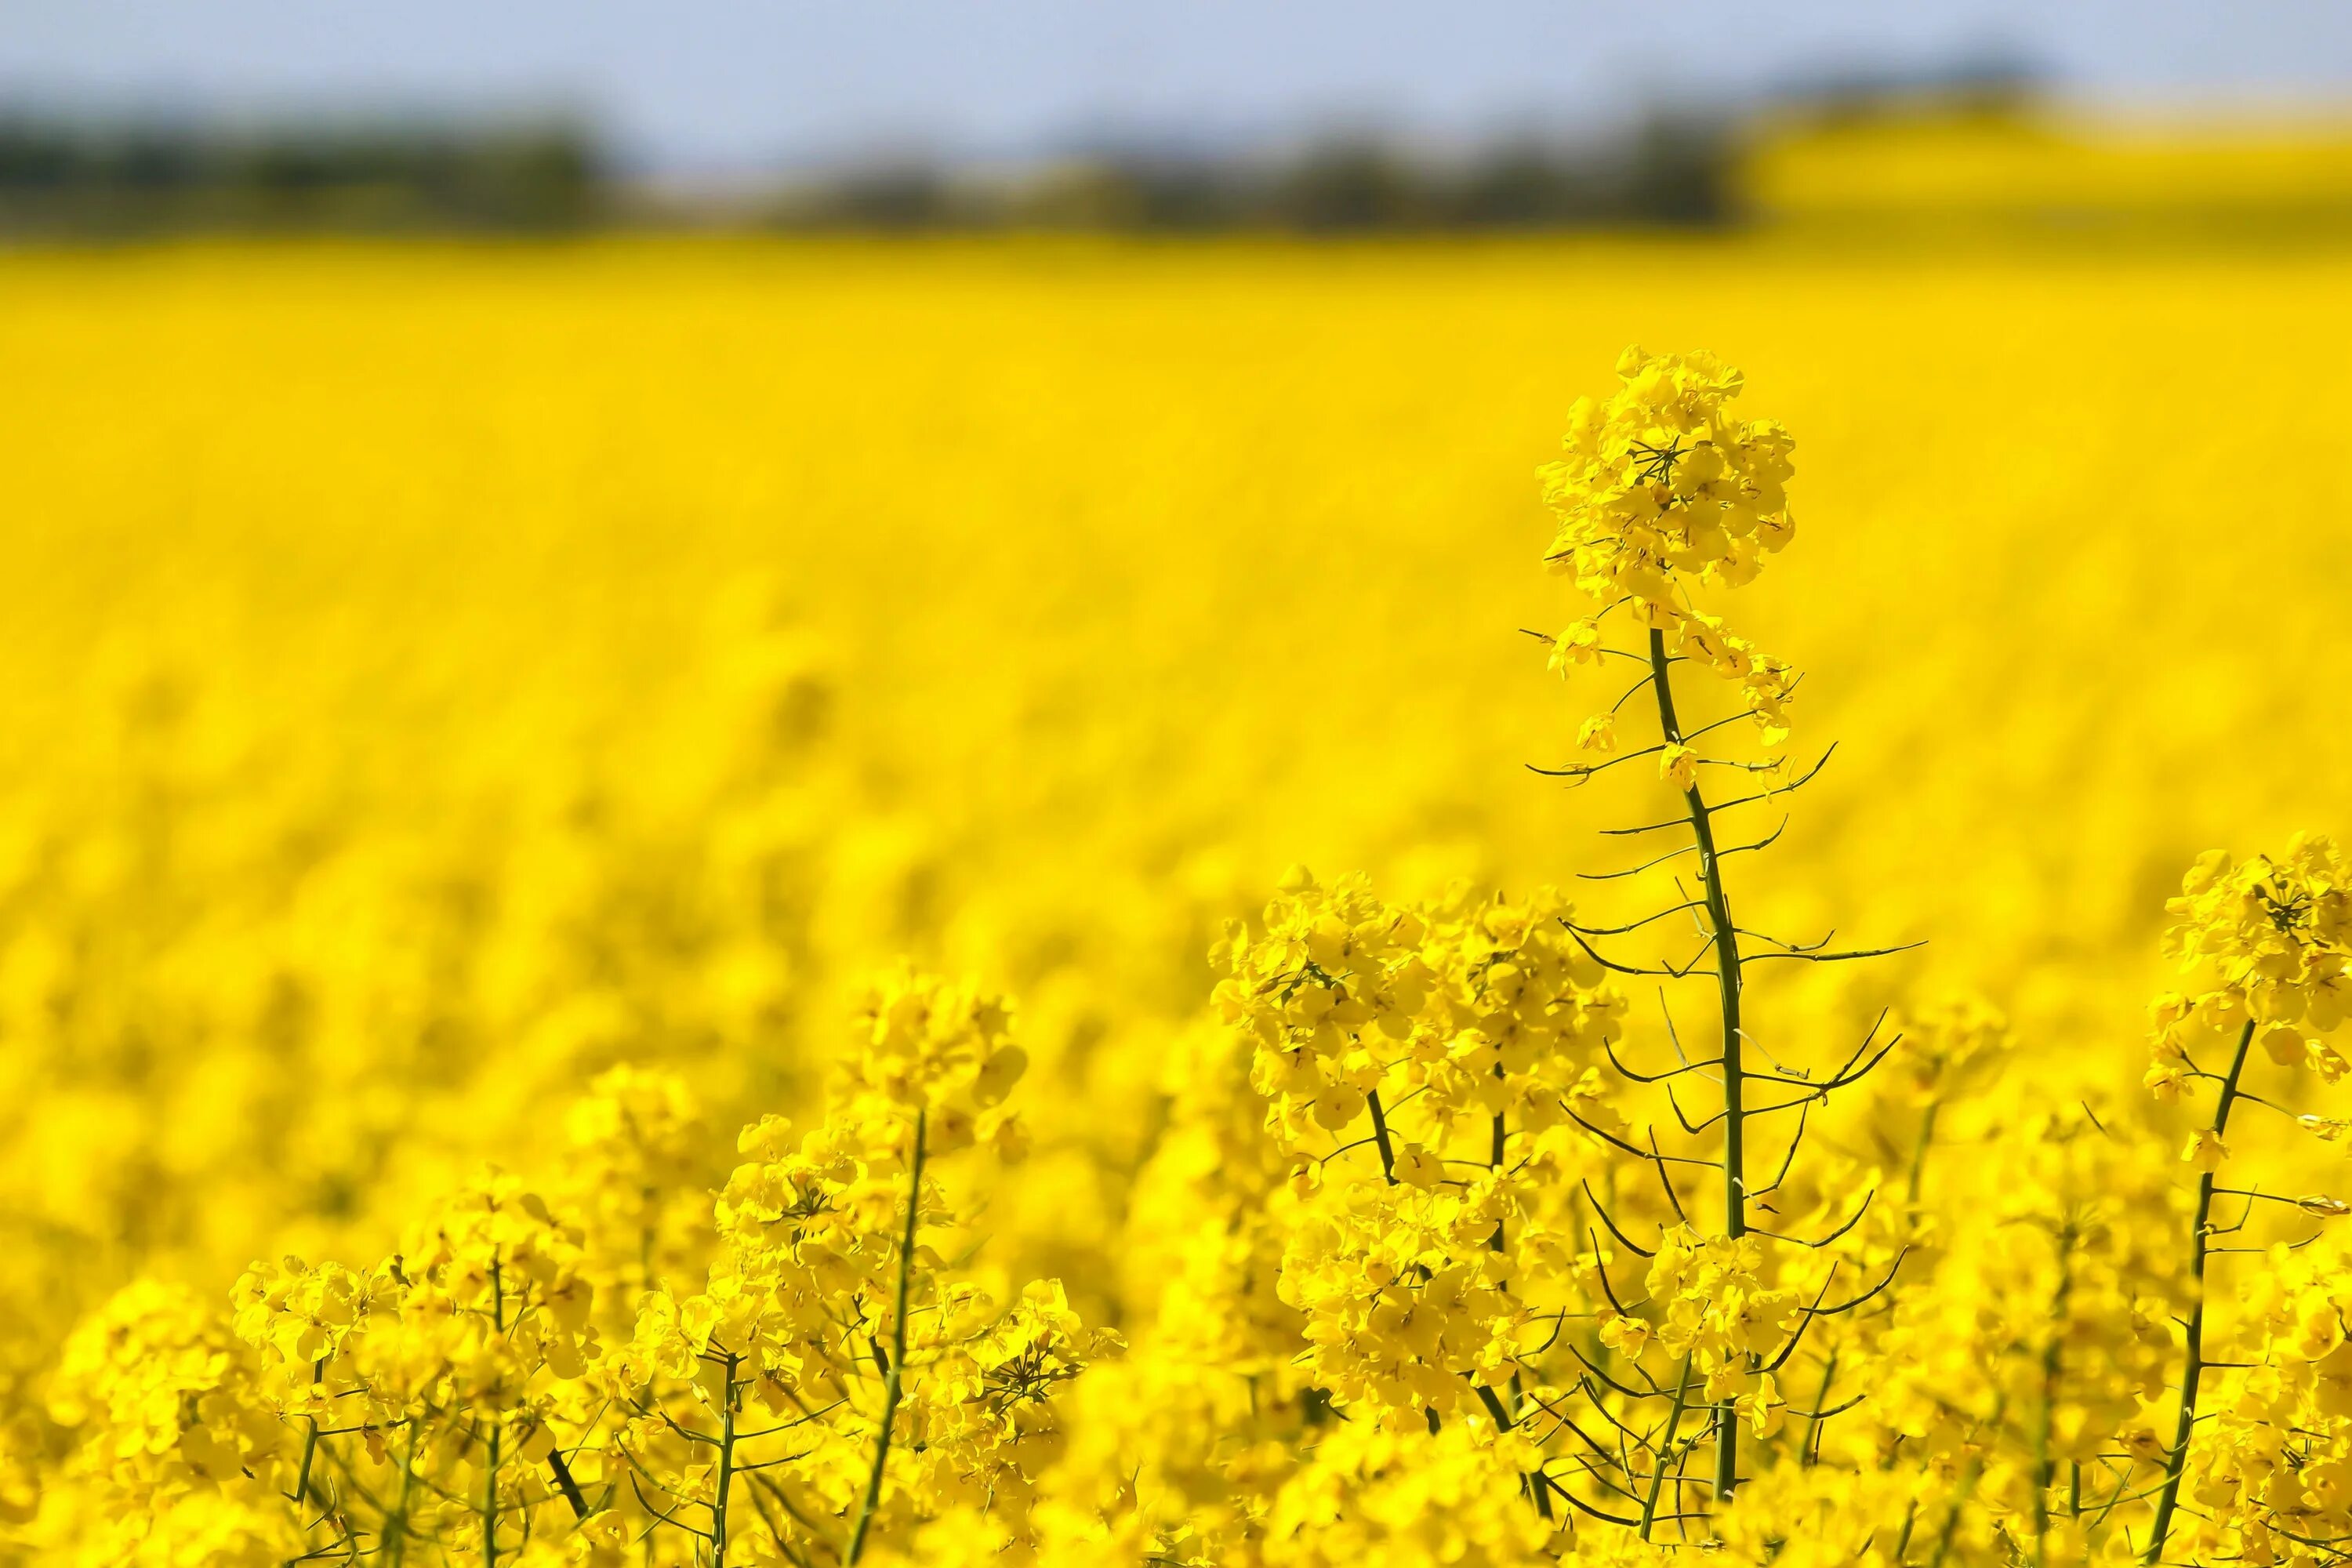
[5, 227, 2350, 1406]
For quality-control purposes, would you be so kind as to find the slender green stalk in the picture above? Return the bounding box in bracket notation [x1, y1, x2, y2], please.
[292, 1356, 325, 1512]
[1905, 1102, 1941, 1206]
[846, 1109, 927, 1566]
[2146, 1016, 2258, 1565]
[1929, 1440, 1993, 1568]
[1802, 1351, 1838, 1467]
[1645, 626, 1748, 1501]
[1486, 1094, 1551, 1522]
[546, 1447, 590, 1519]
[2033, 1235, 2075, 1568]
[486, 1253, 505, 1568]
[641, 1182, 657, 1299]
[485, 1425, 501, 1568]
[1490, 1092, 1508, 1252]
[384, 1420, 421, 1568]
[1640, 1356, 1697, 1540]
[713, 1350, 741, 1568]
[1366, 1090, 1399, 1185]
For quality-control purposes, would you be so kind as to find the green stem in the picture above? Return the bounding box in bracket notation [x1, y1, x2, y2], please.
[485, 1425, 501, 1568]
[1646, 626, 1747, 1501]
[1366, 1090, 1399, 1185]
[1490, 1093, 1508, 1254]
[1928, 1439, 1993, 1568]
[2146, 1016, 2258, 1565]
[641, 1182, 657, 1300]
[1905, 1101, 1941, 1206]
[486, 1253, 505, 1568]
[384, 1421, 420, 1568]
[292, 1356, 325, 1512]
[2034, 1236, 2074, 1568]
[547, 1448, 590, 1519]
[1639, 1357, 1696, 1541]
[1486, 1093, 1548, 1520]
[714, 1351, 740, 1568]
[1802, 1351, 1838, 1467]
[846, 1109, 927, 1566]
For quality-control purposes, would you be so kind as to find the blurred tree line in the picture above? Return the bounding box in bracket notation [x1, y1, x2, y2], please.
[0, 109, 1736, 236]
[775, 116, 1733, 231]
[0, 117, 600, 233]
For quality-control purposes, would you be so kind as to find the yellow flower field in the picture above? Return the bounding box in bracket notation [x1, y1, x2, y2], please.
[5, 234, 2352, 1563]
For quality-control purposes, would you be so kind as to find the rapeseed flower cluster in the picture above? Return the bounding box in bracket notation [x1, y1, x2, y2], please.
[1541, 347, 1800, 757]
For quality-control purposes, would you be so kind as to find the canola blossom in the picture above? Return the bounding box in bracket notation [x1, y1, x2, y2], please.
[3, 240, 2352, 1566]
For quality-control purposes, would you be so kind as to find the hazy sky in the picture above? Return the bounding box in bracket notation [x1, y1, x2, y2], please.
[5, 1, 2349, 170]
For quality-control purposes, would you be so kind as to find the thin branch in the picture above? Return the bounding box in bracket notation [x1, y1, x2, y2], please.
[1527, 741, 1669, 781]
[1719, 815, 1793, 858]
[1563, 925, 1689, 978]
[1812, 1248, 1909, 1316]
[1743, 939, 1926, 969]
[1582, 1179, 1657, 1258]
[1564, 901, 1708, 938]
[1601, 1034, 1717, 1085]
[1584, 1229, 1635, 1315]
[1563, 1105, 1722, 1168]
[1578, 844, 1701, 882]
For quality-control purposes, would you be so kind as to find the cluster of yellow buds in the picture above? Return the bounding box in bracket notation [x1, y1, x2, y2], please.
[1609, 1229, 1802, 1436]
[2137, 841, 2352, 1566]
[1541, 347, 1800, 749]
[1277, 1174, 1524, 1418]
[558, 1063, 709, 1316]
[840, 962, 1031, 1160]
[43, 1280, 297, 1565]
[615, 966, 1114, 1564]
[1207, 869, 1627, 1435]
[2150, 835, 2352, 1130]
[1212, 869, 1623, 1148]
[2174, 1234, 2352, 1565]
[1867, 1095, 2181, 1559]
[239, 1171, 604, 1561]
[1257, 1414, 1559, 1568]
[1213, 869, 1438, 1138]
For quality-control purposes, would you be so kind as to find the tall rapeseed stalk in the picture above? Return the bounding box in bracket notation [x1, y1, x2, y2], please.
[1537, 348, 1906, 1505]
